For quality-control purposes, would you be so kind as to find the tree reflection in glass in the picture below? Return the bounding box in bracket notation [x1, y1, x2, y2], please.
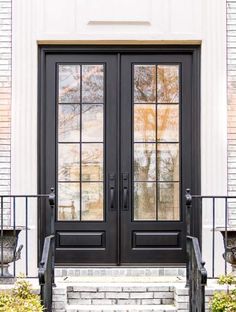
[134, 65, 156, 103]
[157, 144, 179, 182]
[82, 65, 104, 103]
[58, 105, 80, 142]
[158, 183, 179, 220]
[58, 144, 80, 181]
[133, 64, 180, 221]
[81, 183, 103, 221]
[134, 105, 156, 142]
[157, 65, 179, 103]
[82, 143, 103, 181]
[58, 64, 104, 221]
[157, 105, 179, 142]
[58, 183, 80, 220]
[134, 143, 156, 181]
[134, 182, 156, 220]
[59, 65, 80, 103]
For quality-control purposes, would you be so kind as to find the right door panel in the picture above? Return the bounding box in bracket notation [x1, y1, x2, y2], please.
[120, 53, 193, 264]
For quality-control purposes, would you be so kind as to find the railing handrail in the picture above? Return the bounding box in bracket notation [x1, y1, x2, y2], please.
[38, 188, 55, 312]
[192, 195, 236, 199]
[186, 189, 207, 311]
[38, 234, 55, 312]
[38, 235, 55, 285]
[187, 235, 207, 282]
[187, 235, 207, 312]
[0, 194, 52, 198]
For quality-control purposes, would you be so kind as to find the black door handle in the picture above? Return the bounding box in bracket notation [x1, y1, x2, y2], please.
[109, 174, 116, 210]
[110, 187, 115, 209]
[123, 187, 128, 210]
[122, 173, 129, 211]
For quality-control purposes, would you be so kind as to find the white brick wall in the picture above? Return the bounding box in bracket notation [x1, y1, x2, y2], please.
[227, 0, 236, 224]
[0, 0, 11, 225]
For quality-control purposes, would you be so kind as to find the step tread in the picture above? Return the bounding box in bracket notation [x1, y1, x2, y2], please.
[66, 304, 177, 312]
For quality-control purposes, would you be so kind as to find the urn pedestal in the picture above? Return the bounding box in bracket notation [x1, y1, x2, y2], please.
[0, 227, 23, 284]
[216, 227, 236, 275]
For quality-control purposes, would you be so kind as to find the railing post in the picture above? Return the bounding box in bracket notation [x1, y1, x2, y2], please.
[185, 188, 192, 288]
[49, 187, 55, 286]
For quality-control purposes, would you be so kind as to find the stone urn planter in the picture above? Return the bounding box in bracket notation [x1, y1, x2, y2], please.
[216, 227, 236, 275]
[0, 227, 24, 283]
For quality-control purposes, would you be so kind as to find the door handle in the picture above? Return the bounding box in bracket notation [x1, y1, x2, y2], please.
[123, 187, 128, 210]
[122, 173, 129, 211]
[110, 187, 115, 209]
[109, 173, 116, 210]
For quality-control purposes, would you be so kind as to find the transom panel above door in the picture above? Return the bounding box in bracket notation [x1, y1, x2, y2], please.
[39, 46, 200, 266]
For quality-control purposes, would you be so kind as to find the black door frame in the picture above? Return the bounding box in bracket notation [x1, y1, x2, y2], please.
[38, 45, 201, 265]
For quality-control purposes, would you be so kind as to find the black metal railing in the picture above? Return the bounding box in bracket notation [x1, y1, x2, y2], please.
[187, 236, 207, 311]
[38, 235, 55, 312]
[186, 189, 236, 278]
[38, 188, 55, 312]
[186, 188, 236, 310]
[0, 188, 55, 311]
[186, 189, 207, 312]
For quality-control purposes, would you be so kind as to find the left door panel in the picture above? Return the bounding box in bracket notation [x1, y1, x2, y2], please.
[40, 53, 118, 265]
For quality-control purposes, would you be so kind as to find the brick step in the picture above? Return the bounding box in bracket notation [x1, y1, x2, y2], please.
[66, 304, 177, 312]
[52, 283, 178, 311]
[66, 284, 174, 306]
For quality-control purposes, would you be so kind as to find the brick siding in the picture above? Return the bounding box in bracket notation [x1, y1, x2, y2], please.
[0, 0, 11, 225]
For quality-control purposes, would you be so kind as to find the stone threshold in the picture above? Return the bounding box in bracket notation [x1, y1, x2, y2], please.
[55, 267, 186, 279]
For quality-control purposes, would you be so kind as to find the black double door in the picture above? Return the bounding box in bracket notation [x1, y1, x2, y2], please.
[40, 47, 200, 265]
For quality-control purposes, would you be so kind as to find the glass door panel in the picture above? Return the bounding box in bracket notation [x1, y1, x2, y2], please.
[57, 64, 104, 221]
[120, 53, 194, 265]
[133, 64, 180, 221]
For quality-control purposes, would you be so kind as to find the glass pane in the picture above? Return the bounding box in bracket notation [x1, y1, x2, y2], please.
[82, 65, 104, 103]
[157, 65, 179, 103]
[58, 105, 80, 142]
[134, 104, 156, 142]
[82, 144, 103, 181]
[134, 182, 156, 220]
[82, 104, 103, 142]
[158, 182, 179, 220]
[134, 65, 156, 103]
[157, 144, 179, 181]
[58, 183, 80, 220]
[134, 143, 156, 181]
[82, 183, 103, 221]
[59, 65, 80, 103]
[157, 105, 179, 142]
[58, 144, 80, 181]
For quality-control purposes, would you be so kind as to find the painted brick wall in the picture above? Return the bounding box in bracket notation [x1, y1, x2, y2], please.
[0, 0, 11, 224]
